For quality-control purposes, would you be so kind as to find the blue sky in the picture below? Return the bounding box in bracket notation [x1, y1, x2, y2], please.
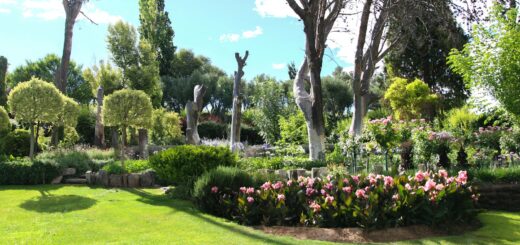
[0, 0, 349, 80]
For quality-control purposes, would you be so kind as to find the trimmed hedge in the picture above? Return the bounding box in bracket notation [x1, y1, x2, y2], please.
[0, 129, 35, 157]
[469, 167, 520, 184]
[238, 156, 326, 171]
[0, 159, 61, 185]
[149, 145, 236, 187]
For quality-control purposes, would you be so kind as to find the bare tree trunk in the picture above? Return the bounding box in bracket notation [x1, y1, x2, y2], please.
[95, 86, 105, 148]
[230, 51, 249, 153]
[56, 0, 84, 93]
[138, 129, 148, 159]
[29, 124, 35, 160]
[186, 85, 207, 145]
[111, 128, 119, 150]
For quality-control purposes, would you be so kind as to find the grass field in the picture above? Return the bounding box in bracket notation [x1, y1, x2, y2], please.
[0, 185, 519, 244]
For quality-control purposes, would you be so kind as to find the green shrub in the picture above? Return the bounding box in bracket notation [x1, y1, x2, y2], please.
[75, 105, 96, 145]
[241, 124, 264, 145]
[238, 157, 325, 171]
[0, 159, 61, 185]
[150, 108, 183, 145]
[0, 106, 10, 136]
[149, 145, 236, 187]
[36, 149, 98, 174]
[469, 167, 520, 184]
[101, 162, 125, 175]
[278, 111, 307, 146]
[198, 121, 227, 139]
[193, 166, 254, 217]
[0, 129, 35, 157]
[124, 160, 151, 173]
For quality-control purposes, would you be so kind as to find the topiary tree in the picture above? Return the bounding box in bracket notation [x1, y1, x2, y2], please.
[51, 96, 80, 146]
[103, 89, 153, 169]
[0, 106, 10, 135]
[8, 78, 64, 159]
[151, 108, 182, 145]
[384, 78, 438, 120]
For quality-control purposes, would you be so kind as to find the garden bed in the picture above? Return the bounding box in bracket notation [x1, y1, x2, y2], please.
[477, 183, 520, 211]
[256, 223, 479, 243]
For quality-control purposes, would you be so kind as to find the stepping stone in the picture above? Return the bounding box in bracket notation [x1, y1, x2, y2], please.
[64, 178, 87, 184]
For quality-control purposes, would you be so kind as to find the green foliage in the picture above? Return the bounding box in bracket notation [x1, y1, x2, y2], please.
[103, 89, 153, 129]
[149, 145, 236, 187]
[102, 162, 125, 175]
[193, 166, 254, 216]
[238, 157, 325, 171]
[107, 21, 138, 84]
[7, 54, 92, 104]
[278, 110, 308, 146]
[150, 108, 182, 145]
[469, 167, 520, 184]
[59, 96, 80, 127]
[127, 39, 163, 107]
[0, 159, 61, 185]
[75, 105, 96, 145]
[8, 77, 64, 125]
[322, 72, 353, 128]
[444, 106, 478, 138]
[500, 127, 520, 153]
[0, 106, 10, 135]
[123, 159, 151, 173]
[0, 129, 34, 157]
[449, 4, 520, 117]
[138, 0, 176, 76]
[36, 148, 111, 174]
[83, 61, 123, 96]
[198, 121, 227, 139]
[0, 56, 7, 106]
[59, 126, 80, 148]
[250, 75, 285, 144]
[240, 124, 264, 145]
[384, 78, 438, 120]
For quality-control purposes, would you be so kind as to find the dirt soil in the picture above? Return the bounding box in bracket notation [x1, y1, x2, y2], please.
[255, 223, 478, 243]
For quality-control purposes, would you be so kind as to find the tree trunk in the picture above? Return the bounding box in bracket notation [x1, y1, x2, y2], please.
[308, 59, 326, 161]
[111, 128, 119, 150]
[230, 51, 249, 153]
[186, 85, 206, 145]
[95, 86, 105, 148]
[138, 129, 148, 159]
[121, 126, 126, 171]
[29, 124, 35, 160]
[56, 0, 83, 92]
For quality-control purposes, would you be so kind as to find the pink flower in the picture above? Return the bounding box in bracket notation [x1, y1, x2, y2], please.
[343, 178, 349, 184]
[240, 187, 247, 193]
[384, 176, 394, 187]
[277, 194, 285, 202]
[392, 194, 399, 201]
[456, 171, 468, 184]
[342, 186, 352, 193]
[415, 171, 425, 182]
[247, 196, 254, 204]
[211, 186, 218, 193]
[309, 201, 321, 212]
[438, 169, 448, 178]
[356, 189, 367, 199]
[471, 194, 479, 202]
[446, 177, 455, 184]
[435, 184, 445, 191]
[261, 182, 272, 190]
[287, 180, 293, 186]
[306, 188, 316, 196]
[325, 195, 335, 205]
[405, 183, 412, 191]
[273, 181, 284, 190]
[321, 189, 327, 195]
[307, 178, 315, 188]
[246, 187, 255, 195]
[352, 175, 360, 184]
[423, 180, 436, 192]
[324, 183, 333, 190]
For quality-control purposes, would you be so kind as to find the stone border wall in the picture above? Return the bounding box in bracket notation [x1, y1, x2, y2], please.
[86, 170, 157, 188]
[477, 183, 520, 211]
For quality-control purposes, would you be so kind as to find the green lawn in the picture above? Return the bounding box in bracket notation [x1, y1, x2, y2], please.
[0, 185, 518, 245]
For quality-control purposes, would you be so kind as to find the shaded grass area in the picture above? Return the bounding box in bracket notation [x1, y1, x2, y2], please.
[0, 185, 518, 245]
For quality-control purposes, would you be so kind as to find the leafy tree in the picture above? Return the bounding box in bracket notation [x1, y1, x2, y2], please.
[278, 110, 308, 146]
[150, 108, 182, 145]
[127, 40, 163, 107]
[384, 77, 438, 120]
[107, 21, 138, 86]
[83, 61, 123, 96]
[103, 89, 153, 168]
[139, 0, 176, 76]
[170, 49, 205, 78]
[250, 75, 285, 144]
[322, 70, 353, 130]
[386, 1, 468, 111]
[8, 54, 92, 104]
[0, 56, 7, 106]
[8, 78, 64, 159]
[449, 4, 520, 118]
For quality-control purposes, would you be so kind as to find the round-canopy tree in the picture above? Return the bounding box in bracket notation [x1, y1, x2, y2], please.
[103, 89, 153, 169]
[8, 78, 64, 159]
[0, 106, 10, 134]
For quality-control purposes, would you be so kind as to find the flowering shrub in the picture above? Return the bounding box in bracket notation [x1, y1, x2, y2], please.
[204, 170, 478, 229]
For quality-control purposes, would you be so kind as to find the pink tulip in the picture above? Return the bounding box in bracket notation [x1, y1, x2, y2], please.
[343, 178, 349, 184]
[324, 183, 333, 190]
[415, 171, 425, 182]
[246, 187, 255, 195]
[356, 189, 367, 199]
[384, 176, 394, 187]
[343, 186, 352, 193]
[435, 184, 445, 191]
[352, 175, 360, 184]
[287, 180, 293, 186]
[321, 189, 327, 195]
[211, 186, 218, 193]
[240, 187, 247, 193]
[310, 201, 321, 212]
[456, 171, 468, 184]
[423, 180, 436, 192]
[277, 194, 285, 202]
[261, 182, 272, 190]
[325, 195, 335, 205]
[247, 196, 254, 204]
[273, 181, 284, 190]
[306, 188, 316, 197]
[438, 169, 448, 178]
[405, 183, 412, 191]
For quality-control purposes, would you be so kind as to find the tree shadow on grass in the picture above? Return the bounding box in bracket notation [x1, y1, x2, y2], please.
[20, 194, 97, 213]
[122, 188, 295, 245]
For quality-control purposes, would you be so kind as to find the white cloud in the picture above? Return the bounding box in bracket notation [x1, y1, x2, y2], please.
[20, 0, 122, 24]
[243, 26, 263, 39]
[0, 0, 16, 14]
[219, 33, 240, 43]
[220, 26, 264, 43]
[0, 8, 10, 13]
[272, 63, 286, 70]
[0, 0, 16, 4]
[254, 0, 297, 18]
